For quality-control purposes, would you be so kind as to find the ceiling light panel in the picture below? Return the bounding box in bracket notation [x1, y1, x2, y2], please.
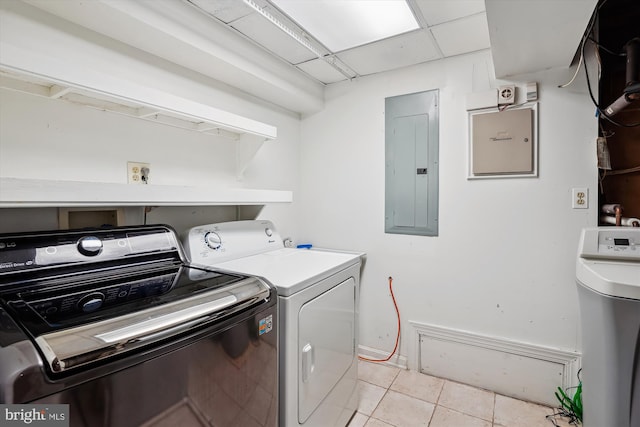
[270, 0, 420, 52]
[430, 13, 490, 57]
[414, 0, 485, 26]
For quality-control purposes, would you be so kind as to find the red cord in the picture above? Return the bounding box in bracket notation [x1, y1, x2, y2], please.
[359, 276, 400, 363]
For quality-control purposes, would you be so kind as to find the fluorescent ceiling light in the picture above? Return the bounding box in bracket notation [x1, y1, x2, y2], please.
[244, 0, 324, 57]
[269, 0, 420, 52]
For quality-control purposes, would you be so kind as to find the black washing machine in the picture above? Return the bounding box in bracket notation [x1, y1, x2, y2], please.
[0, 224, 278, 427]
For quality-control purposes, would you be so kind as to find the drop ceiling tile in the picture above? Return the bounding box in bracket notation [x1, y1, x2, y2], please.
[415, 0, 485, 26]
[231, 13, 317, 65]
[297, 59, 347, 84]
[430, 13, 490, 57]
[336, 30, 441, 76]
[188, 0, 253, 24]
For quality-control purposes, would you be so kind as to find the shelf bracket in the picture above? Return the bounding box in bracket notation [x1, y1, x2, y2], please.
[136, 107, 161, 118]
[236, 134, 267, 180]
[49, 84, 72, 99]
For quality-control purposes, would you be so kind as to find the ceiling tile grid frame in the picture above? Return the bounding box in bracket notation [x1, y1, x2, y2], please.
[14, 0, 600, 113]
[230, 12, 318, 65]
[429, 13, 491, 57]
[186, 0, 491, 85]
[270, 0, 421, 52]
[334, 29, 442, 76]
[296, 58, 349, 85]
[292, 0, 491, 83]
[415, 0, 486, 26]
[189, 0, 253, 23]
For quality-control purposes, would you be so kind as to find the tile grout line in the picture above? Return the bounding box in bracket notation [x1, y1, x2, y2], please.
[365, 365, 402, 427]
[492, 392, 497, 426]
[358, 362, 400, 425]
[423, 378, 445, 426]
[423, 383, 499, 424]
[359, 362, 560, 427]
[369, 388, 391, 426]
[433, 405, 495, 426]
[380, 377, 496, 426]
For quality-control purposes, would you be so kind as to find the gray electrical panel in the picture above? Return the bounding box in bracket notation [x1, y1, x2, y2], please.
[385, 90, 439, 236]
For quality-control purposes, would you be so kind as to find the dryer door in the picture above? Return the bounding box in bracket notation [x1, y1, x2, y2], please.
[298, 277, 356, 423]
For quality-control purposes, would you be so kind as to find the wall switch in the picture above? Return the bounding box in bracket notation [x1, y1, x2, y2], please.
[128, 162, 151, 184]
[572, 188, 588, 209]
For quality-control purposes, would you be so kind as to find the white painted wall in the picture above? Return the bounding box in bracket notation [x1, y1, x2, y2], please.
[0, 0, 601, 405]
[0, 2, 301, 237]
[298, 50, 597, 366]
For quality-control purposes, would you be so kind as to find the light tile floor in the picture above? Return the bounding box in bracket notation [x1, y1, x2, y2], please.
[349, 360, 575, 427]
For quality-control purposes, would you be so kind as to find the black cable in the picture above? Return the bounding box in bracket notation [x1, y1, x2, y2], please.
[547, 369, 583, 426]
[583, 41, 640, 127]
[580, 0, 604, 110]
[581, 0, 640, 127]
[546, 409, 581, 426]
[587, 36, 625, 56]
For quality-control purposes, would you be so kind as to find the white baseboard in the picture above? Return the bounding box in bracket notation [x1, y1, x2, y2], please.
[358, 344, 408, 370]
[407, 321, 581, 407]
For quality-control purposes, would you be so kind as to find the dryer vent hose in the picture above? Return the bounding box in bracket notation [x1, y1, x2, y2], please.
[359, 276, 401, 363]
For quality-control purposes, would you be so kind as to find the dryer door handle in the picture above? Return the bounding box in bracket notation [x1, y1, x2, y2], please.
[301, 343, 315, 383]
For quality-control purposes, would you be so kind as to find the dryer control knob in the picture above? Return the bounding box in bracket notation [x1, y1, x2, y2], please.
[205, 231, 222, 250]
[77, 236, 103, 256]
[265, 228, 273, 237]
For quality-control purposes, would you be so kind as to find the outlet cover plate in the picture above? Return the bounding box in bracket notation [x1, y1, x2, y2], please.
[128, 162, 150, 184]
[572, 187, 588, 209]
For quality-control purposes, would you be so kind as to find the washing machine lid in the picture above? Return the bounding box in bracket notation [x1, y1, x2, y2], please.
[577, 259, 640, 299]
[576, 228, 640, 299]
[214, 248, 362, 296]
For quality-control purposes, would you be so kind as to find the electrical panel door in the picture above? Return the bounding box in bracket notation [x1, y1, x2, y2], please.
[385, 90, 439, 236]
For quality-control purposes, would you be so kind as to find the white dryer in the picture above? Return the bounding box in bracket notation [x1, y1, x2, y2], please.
[183, 220, 363, 427]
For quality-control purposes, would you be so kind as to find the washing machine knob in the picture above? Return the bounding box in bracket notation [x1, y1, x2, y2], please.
[205, 231, 222, 250]
[77, 236, 103, 256]
[265, 228, 273, 237]
[78, 292, 105, 313]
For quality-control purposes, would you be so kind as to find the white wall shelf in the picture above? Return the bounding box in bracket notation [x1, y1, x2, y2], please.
[0, 178, 293, 208]
[0, 68, 277, 141]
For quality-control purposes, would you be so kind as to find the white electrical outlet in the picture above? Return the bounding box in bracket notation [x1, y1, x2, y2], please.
[128, 162, 151, 184]
[498, 85, 515, 105]
[572, 188, 588, 209]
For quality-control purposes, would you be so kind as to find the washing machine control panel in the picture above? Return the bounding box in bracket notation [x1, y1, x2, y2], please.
[579, 228, 640, 261]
